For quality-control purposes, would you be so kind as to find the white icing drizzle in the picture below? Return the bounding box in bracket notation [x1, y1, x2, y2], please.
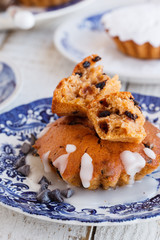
[80, 153, 93, 188]
[66, 144, 77, 153]
[53, 144, 76, 175]
[37, 125, 50, 139]
[42, 151, 51, 173]
[143, 148, 156, 160]
[102, 3, 160, 47]
[53, 154, 69, 175]
[120, 151, 145, 184]
[156, 133, 160, 138]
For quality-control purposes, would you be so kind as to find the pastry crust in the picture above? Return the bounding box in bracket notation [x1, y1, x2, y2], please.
[52, 55, 121, 117]
[113, 36, 160, 59]
[34, 117, 160, 190]
[87, 92, 146, 143]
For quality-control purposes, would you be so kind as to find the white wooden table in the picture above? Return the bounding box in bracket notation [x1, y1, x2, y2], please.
[0, 0, 160, 239]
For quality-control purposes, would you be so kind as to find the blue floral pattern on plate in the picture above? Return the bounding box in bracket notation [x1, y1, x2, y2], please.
[78, 11, 105, 31]
[0, 94, 160, 225]
[0, 62, 16, 105]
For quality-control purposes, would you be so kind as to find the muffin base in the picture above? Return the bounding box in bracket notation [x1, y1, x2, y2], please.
[34, 117, 160, 190]
[113, 36, 160, 59]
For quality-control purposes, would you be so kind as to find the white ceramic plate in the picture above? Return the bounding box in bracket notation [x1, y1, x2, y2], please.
[54, 9, 160, 84]
[0, 94, 160, 226]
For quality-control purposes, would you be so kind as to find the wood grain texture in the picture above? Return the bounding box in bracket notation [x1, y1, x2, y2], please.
[0, 206, 92, 240]
[94, 221, 160, 240]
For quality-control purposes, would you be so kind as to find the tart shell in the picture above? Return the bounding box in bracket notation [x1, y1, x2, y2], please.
[112, 35, 160, 59]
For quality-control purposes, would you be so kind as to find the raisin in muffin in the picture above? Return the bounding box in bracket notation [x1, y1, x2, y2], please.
[102, 3, 160, 59]
[18, 0, 71, 7]
[87, 92, 146, 143]
[52, 55, 121, 117]
[34, 116, 160, 190]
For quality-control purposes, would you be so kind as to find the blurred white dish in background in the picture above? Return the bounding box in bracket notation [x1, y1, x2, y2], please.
[53, 9, 160, 84]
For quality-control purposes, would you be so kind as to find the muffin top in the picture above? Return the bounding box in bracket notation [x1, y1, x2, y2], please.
[102, 3, 160, 47]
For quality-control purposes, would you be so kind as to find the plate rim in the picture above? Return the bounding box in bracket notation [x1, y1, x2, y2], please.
[1, 200, 160, 226]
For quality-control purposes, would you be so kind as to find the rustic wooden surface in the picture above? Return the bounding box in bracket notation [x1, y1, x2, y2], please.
[0, 0, 160, 239]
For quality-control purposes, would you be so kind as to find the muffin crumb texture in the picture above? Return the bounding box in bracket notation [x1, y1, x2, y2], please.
[87, 92, 146, 143]
[52, 54, 121, 117]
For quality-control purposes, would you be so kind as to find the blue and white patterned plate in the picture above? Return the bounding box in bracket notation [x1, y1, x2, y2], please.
[54, 9, 160, 84]
[0, 94, 160, 226]
[0, 60, 21, 112]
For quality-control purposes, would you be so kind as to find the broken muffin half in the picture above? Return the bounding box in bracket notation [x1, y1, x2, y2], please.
[87, 92, 146, 143]
[52, 54, 121, 117]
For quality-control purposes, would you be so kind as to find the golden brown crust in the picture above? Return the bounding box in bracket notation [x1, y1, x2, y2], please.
[72, 54, 102, 74]
[18, 0, 71, 7]
[52, 55, 121, 117]
[112, 35, 160, 59]
[34, 117, 160, 190]
[87, 92, 146, 143]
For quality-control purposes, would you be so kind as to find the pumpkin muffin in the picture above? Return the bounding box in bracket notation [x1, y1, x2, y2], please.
[34, 54, 160, 190]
